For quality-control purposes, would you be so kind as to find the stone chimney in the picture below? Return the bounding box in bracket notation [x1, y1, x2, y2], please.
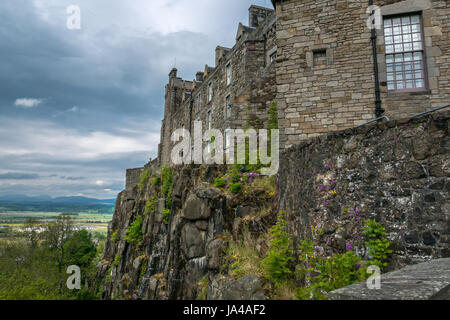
[169, 68, 178, 79]
[248, 5, 273, 28]
[196, 72, 204, 82]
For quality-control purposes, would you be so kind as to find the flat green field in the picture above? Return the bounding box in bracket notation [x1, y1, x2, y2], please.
[0, 211, 113, 234]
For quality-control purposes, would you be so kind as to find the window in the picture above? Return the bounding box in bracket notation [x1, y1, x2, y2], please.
[179, 125, 185, 159]
[208, 82, 213, 102]
[196, 93, 201, 112]
[384, 14, 426, 91]
[206, 110, 212, 153]
[313, 49, 327, 68]
[226, 63, 232, 86]
[270, 52, 277, 64]
[225, 95, 231, 119]
[207, 110, 212, 130]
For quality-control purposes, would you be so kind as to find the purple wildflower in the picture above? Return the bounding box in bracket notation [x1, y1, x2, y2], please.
[325, 163, 331, 169]
[346, 242, 353, 251]
[356, 264, 361, 270]
[330, 180, 336, 187]
[225, 184, 229, 189]
[319, 184, 326, 191]
[323, 201, 329, 206]
[354, 209, 361, 215]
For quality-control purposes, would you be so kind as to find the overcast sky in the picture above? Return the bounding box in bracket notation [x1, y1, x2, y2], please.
[0, 0, 272, 199]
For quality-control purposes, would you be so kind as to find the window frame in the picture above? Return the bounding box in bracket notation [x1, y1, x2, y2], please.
[269, 52, 277, 64]
[226, 62, 232, 86]
[196, 92, 202, 112]
[206, 110, 212, 154]
[208, 81, 213, 103]
[382, 12, 428, 93]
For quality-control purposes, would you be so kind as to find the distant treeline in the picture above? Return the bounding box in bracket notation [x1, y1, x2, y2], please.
[0, 204, 114, 214]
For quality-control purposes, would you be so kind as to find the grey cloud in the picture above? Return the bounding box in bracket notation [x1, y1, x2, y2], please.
[0, 0, 270, 198]
[0, 172, 41, 180]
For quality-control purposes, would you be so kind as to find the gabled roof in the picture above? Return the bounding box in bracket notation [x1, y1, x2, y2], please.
[235, 23, 255, 41]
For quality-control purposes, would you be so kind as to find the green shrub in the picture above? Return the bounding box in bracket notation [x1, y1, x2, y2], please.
[161, 166, 173, 209]
[296, 242, 367, 300]
[295, 239, 367, 300]
[111, 230, 118, 242]
[232, 174, 241, 183]
[125, 216, 143, 246]
[268, 102, 278, 130]
[113, 254, 120, 267]
[214, 178, 226, 188]
[162, 208, 171, 225]
[230, 183, 242, 194]
[262, 211, 293, 283]
[138, 169, 151, 190]
[363, 219, 392, 269]
[139, 262, 148, 285]
[224, 230, 263, 279]
[196, 275, 209, 300]
[144, 196, 157, 215]
[151, 176, 161, 186]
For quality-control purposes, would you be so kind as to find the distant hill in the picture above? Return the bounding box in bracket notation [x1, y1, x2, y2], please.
[0, 194, 115, 213]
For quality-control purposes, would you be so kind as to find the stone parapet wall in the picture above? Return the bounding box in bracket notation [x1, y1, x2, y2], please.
[125, 167, 145, 190]
[277, 110, 449, 269]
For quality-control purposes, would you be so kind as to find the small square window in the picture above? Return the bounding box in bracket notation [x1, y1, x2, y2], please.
[313, 49, 327, 67]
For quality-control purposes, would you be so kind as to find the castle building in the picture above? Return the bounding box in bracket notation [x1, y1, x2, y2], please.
[273, 0, 449, 149]
[157, 1, 449, 164]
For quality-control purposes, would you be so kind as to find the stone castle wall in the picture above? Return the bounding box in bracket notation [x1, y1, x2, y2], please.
[277, 110, 450, 269]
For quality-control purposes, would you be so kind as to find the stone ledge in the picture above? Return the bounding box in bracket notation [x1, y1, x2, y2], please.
[328, 258, 450, 300]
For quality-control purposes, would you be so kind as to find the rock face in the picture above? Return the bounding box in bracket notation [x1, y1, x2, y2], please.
[208, 275, 267, 300]
[328, 258, 450, 300]
[94, 165, 274, 300]
[278, 111, 450, 269]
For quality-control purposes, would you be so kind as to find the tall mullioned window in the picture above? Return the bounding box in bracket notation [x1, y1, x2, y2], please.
[208, 82, 213, 102]
[384, 14, 426, 91]
[196, 93, 201, 112]
[226, 62, 232, 86]
[206, 110, 212, 154]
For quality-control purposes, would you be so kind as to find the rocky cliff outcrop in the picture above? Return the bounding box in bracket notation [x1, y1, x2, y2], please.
[95, 165, 276, 300]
